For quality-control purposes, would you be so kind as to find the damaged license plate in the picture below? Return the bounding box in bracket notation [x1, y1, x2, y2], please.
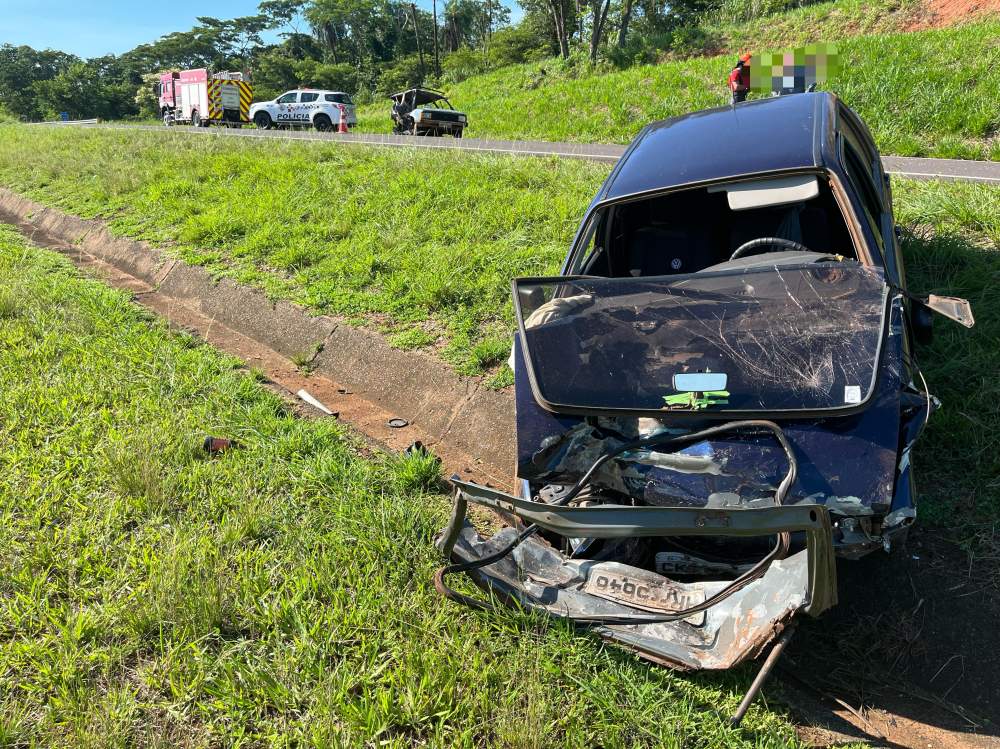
[582, 562, 706, 626]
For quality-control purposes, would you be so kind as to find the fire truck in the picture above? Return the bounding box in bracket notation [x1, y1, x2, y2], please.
[155, 69, 252, 127]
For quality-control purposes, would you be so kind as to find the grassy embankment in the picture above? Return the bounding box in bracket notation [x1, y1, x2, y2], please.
[0, 125, 996, 526]
[0, 126, 603, 382]
[0, 225, 811, 746]
[355, 4, 999, 160]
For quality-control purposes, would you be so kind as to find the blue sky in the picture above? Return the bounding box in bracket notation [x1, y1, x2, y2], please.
[0, 0, 520, 58]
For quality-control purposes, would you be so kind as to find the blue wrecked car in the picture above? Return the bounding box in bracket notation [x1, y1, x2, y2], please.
[434, 92, 973, 717]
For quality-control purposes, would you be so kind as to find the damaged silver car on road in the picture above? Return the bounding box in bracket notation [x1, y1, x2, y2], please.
[433, 93, 973, 721]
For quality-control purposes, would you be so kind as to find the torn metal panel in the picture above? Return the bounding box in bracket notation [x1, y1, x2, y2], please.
[440, 480, 836, 670]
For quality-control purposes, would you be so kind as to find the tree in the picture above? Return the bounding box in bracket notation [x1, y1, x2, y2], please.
[124, 27, 229, 71]
[432, 0, 441, 77]
[305, 0, 386, 64]
[475, 0, 510, 63]
[517, 0, 573, 58]
[589, 0, 612, 60]
[408, 2, 426, 80]
[196, 15, 270, 70]
[0, 45, 78, 119]
[443, 0, 480, 52]
[490, 22, 553, 66]
[134, 72, 161, 117]
[259, 0, 308, 32]
[33, 57, 136, 120]
[661, 0, 717, 25]
[252, 29, 327, 96]
[617, 0, 635, 48]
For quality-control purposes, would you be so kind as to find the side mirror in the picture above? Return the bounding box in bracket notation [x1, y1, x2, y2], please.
[903, 287, 974, 345]
[925, 294, 975, 328]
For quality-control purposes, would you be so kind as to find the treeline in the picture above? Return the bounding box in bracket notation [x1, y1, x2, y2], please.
[0, 0, 818, 121]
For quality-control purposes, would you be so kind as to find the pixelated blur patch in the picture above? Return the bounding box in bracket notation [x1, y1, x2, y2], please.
[749, 43, 840, 94]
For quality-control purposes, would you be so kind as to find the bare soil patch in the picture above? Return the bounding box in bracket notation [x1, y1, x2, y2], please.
[910, 0, 1000, 29]
[782, 525, 1000, 746]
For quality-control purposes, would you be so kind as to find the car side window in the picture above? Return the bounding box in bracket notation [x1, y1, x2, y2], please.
[276, 92, 298, 104]
[569, 213, 609, 275]
[300, 92, 319, 103]
[840, 107, 886, 198]
[841, 137, 885, 254]
[325, 93, 350, 104]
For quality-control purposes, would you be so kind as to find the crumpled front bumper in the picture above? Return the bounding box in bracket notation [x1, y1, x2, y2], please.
[438, 479, 837, 670]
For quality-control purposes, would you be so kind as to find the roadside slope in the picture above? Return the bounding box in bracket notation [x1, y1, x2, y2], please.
[0, 125, 606, 380]
[3, 129, 1000, 740]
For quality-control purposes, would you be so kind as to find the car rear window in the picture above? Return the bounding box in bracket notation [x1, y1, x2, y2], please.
[324, 93, 351, 104]
[514, 264, 889, 415]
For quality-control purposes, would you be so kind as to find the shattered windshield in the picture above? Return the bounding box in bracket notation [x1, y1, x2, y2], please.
[514, 263, 889, 415]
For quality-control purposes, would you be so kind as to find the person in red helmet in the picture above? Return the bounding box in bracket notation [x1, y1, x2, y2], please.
[728, 53, 751, 103]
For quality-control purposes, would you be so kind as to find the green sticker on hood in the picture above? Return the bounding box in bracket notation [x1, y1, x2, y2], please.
[663, 390, 730, 410]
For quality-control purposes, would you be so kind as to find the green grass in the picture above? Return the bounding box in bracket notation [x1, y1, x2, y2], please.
[0, 224, 809, 746]
[356, 10, 999, 160]
[0, 126, 605, 376]
[707, 0, 926, 44]
[891, 179, 1000, 524]
[0, 111, 997, 747]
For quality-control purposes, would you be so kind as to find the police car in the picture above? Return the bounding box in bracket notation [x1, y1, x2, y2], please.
[249, 89, 357, 131]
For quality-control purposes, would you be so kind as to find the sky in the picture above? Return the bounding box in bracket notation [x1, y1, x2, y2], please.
[0, 0, 521, 59]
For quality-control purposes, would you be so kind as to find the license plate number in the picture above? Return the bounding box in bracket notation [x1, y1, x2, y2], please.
[583, 566, 706, 626]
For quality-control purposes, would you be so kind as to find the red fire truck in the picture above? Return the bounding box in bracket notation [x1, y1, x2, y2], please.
[155, 69, 252, 127]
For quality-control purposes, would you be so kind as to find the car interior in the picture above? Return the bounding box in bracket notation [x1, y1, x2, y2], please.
[576, 172, 857, 277]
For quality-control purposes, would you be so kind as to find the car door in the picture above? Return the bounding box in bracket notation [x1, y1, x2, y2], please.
[299, 91, 320, 124]
[275, 91, 299, 125]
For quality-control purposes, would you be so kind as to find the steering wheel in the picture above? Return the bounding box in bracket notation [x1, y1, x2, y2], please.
[730, 236, 811, 261]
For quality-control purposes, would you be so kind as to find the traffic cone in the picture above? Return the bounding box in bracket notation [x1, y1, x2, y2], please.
[338, 104, 349, 134]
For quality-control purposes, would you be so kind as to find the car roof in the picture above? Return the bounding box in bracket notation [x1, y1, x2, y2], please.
[599, 92, 839, 203]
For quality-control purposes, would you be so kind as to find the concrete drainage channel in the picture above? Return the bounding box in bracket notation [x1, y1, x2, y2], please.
[0, 187, 515, 488]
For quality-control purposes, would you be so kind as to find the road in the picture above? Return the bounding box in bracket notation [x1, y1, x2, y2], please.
[50, 121, 1000, 184]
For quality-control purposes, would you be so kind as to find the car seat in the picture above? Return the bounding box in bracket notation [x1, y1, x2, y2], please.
[625, 225, 714, 276]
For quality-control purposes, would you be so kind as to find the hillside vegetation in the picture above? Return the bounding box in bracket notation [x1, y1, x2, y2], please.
[357, 12, 1000, 160]
[0, 226, 813, 746]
